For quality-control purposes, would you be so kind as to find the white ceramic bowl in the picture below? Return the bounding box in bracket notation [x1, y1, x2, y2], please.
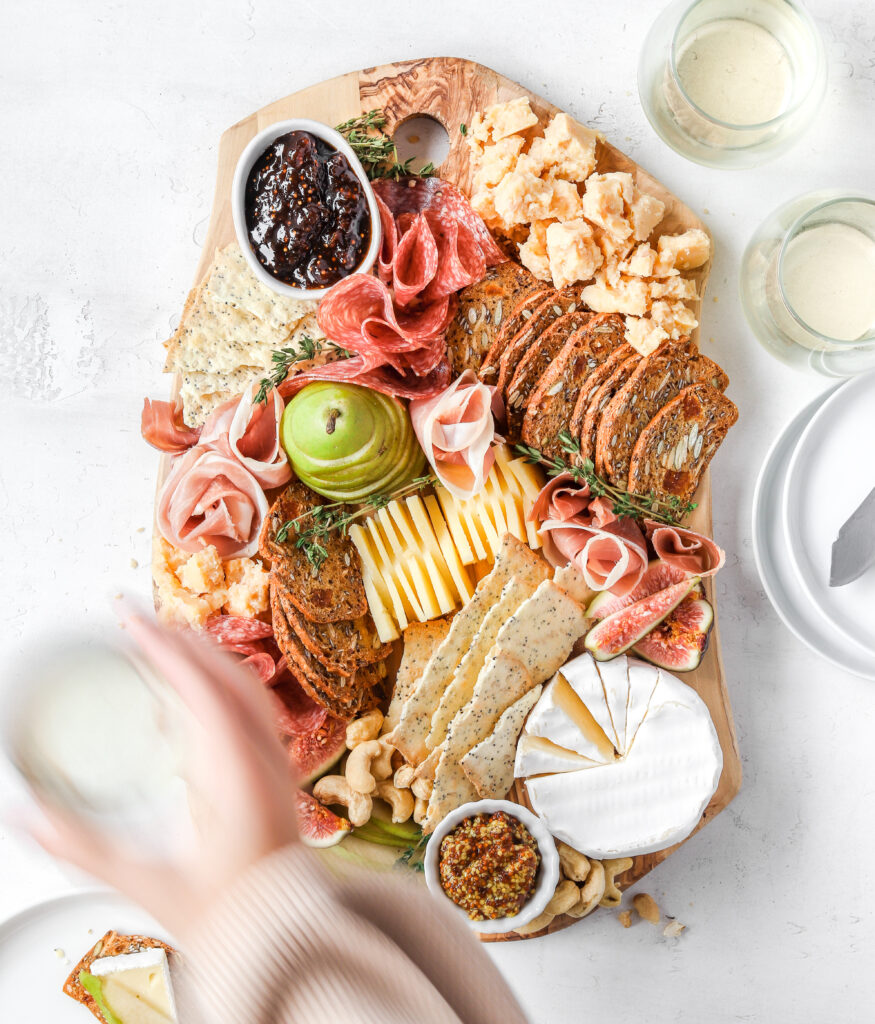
[231, 118, 382, 300]
[423, 799, 560, 935]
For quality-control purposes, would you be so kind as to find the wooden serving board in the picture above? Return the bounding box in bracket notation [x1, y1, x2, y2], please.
[162, 57, 741, 940]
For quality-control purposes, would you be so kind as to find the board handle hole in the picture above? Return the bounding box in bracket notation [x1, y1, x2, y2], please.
[392, 115, 450, 173]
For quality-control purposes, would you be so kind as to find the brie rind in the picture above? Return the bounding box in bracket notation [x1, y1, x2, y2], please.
[624, 658, 661, 752]
[593, 655, 630, 753]
[91, 948, 178, 1024]
[514, 733, 600, 777]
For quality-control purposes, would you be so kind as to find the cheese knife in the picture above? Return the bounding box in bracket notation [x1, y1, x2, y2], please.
[829, 486, 875, 587]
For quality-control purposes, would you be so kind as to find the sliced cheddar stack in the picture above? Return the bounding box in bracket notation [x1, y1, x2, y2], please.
[349, 446, 545, 641]
[516, 654, 722, 858]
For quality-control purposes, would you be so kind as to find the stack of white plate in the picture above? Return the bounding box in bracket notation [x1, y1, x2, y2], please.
[753, 370, 875, 680]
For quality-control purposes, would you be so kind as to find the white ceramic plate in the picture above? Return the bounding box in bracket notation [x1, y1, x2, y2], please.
[0, 888, 173, 1015]
[752, 387, 875, 680]
[782, 371, 875, 660]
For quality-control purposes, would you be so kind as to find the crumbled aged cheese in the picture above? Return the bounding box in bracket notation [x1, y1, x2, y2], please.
[546, 220, 603, 290]
[518, 220, 552, 280]
[654, 228, 711, 274]
[619, 242, 658, 278]
[546, 178, 583, 221]
[179, 546, 225, 595]
[581, 273, 649, 316]
[624, 315, 669, 356]
[492, 170, 555, 226]
[629, 192, 666, 242]
[541, 112, 600, 181]
[470, 188, 501, 232]
[472, 135, 525, 191]
[153, 538, 225, 630]
[581, 173, 635, 242]
[650, 275, 699, 301]
[469, 96, 539, 146]
[650, 299, 698, 339]
[224, 557, 270, 618]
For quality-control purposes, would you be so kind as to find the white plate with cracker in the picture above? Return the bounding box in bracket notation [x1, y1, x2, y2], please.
[0, 888, 173, 1017]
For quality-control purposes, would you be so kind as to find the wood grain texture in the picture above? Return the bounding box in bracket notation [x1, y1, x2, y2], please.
[157, 56, 741, 941]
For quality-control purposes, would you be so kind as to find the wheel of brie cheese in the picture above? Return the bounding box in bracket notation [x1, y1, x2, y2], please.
[516, 654, 722, 858]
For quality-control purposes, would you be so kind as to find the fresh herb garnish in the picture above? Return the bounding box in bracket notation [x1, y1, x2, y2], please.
[459, 122, 468, 136]
[275, 474, 438, 571]
[514, 431, 697, 526]
[254, 336, 351, 405]
[336, 109, 437, 181]
[396, 833, 430, 872]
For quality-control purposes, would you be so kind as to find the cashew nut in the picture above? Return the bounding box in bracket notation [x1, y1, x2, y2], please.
[344, 740, 383, 794]
[413, 796, 428, 825]
[394, 764, 415, 789]
[313, 775, 373, 827]
[346, 709, 383, 749]
[410, 775, 433, 800]
[600, 857, 633, 908]
[557, 841, 591, 883]
[372, 739, 395, 781]
[632, 892, 661, 924]
[513, 910, 554, 936]
[545, 879, 580, 918]
[374, 781, 415, 823]
[566, 859, 605, 919]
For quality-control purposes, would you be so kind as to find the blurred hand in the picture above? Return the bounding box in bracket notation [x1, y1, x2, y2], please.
[29, 614, 299, 941]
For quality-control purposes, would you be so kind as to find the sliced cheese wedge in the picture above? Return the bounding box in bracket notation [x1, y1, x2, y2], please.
[524, 665, 722, 858]
[386, 503, 455, 617]
[562, 654, 620, 752]
[594, 655, 630, 754]
[377, 508, 439, 621]
[514, 733, 601, 777]
[625, 658, 661, 753]
[413, 495, 474, 604]
[525, 673, 617, 764]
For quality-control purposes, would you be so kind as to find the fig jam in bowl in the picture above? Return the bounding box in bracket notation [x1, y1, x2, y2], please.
[424, 799, 560, 935]
[231, 118, 381, 300]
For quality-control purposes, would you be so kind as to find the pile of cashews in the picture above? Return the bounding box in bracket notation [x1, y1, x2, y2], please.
[313, 709, 429, 829]
[513, 845, 634, 936]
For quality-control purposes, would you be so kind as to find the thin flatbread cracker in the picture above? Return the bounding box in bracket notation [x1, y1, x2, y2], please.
[384, 619, 450, 730]
[461, 685, 543, 798]
[426, 569, 546, 749]
[494, 580, 587, 685]
[205, 243, 316, 330]
[424, 652, 535, 831]
[552, 563, 596, 606]
[389, 535, 546, 765]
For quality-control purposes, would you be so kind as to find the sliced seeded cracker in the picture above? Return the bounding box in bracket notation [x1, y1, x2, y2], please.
[424, 652, 536, 831]
[388, 534, 547, 766]
[259, 482, 368, 624]
[280, 593, 390, 675]
[384, 619, 451, 731]
[502, 310, 594, 442]
[627, 382, 738, 504]
[579, 351, 642, 468]
[460, 685, 543, 799]
[597, 341, 729, 489]
[521, 313, 626, 459]
[445, 261, 541, 377]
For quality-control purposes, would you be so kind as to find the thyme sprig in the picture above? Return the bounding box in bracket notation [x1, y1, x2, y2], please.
[336, 109, 435, 181]
[396, 833, 430, 873]
[514, 431, 696, 526]
[275, 473, 438, 572]
[254, 336, 351, 405]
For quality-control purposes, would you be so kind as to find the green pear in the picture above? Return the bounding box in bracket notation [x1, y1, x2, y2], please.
[281, 382, 426, 501]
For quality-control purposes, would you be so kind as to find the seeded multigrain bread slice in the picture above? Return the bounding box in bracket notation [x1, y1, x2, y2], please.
[489, 283, 589, 394]
[504, 311, 595, 442]
[521, 314, 626, 459]
[259, 481, 367, 624]
[477, 288, 555, 384]
[627, 383, 738, 504]
[578, 351, 643, 466]
[597, 342, 730, 488]
[445, 261, 541, 376]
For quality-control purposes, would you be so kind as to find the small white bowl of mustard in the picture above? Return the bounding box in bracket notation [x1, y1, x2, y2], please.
[424, 799, 560, 936]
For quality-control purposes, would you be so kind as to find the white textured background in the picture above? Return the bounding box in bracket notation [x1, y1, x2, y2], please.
[1, 1, 874, 1020]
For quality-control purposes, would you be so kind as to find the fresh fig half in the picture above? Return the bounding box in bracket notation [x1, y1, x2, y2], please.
[586, 559, 688, 622]
[296, 790, 352, 848]
[633, 592, 714, 672]
[584, 577, 701, 661]
[271, 675, 347, 784]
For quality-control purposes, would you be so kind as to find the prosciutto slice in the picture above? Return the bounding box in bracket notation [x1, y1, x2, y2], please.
[644, 520, 725, 578]
[157, 448, 268, 559]
[227, 384, 291, 489]
[409, 370, 500, 499]
[531, 473, 649, 596]
[141, 398, 202, 454]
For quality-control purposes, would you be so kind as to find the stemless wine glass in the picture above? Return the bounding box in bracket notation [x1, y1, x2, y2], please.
[740, 192, 875, 376]
[638, 0, 827, 168]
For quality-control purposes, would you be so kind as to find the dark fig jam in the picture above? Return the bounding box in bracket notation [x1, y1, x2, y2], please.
[245, 130, 371, 289]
